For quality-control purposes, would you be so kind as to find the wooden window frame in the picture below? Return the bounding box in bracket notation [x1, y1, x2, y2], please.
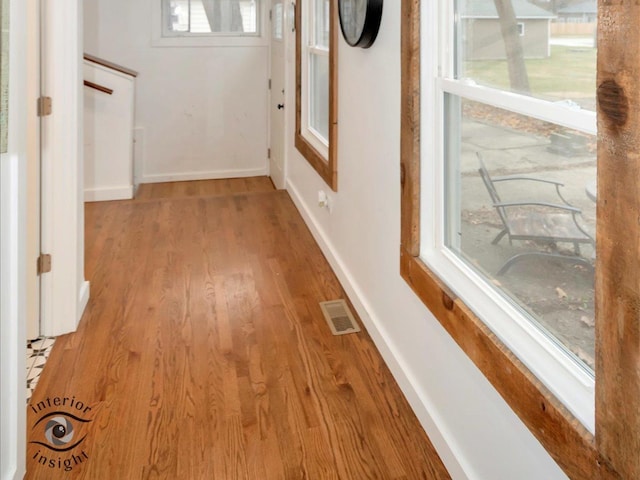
[295, 0, 338, 191]
[400, 1, 639, 479]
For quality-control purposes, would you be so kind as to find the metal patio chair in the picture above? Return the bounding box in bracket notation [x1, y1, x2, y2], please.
[477, 152, 594, 275]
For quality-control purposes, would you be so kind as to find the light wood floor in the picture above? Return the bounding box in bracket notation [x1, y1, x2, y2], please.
[25, 178, 450, 479]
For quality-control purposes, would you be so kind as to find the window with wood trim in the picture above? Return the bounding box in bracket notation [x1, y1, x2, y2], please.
[401, 0, 640, 479]
[295, 0, 338, 191]
[162, 0, 259, 36]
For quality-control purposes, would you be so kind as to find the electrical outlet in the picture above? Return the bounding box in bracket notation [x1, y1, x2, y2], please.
[318, 190, 328, 208]
[318, 190, 333, 213]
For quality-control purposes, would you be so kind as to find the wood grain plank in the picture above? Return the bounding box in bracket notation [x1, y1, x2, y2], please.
[596, 2, 640, 478]
[400, 0, 421, 257]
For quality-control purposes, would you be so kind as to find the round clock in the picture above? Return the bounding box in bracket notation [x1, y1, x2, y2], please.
[338, 0, 383, 49]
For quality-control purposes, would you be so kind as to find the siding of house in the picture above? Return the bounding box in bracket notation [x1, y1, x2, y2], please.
[464, 18, 550, 60]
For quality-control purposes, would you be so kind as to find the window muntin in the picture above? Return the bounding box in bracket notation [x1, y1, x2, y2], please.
[162, 0, 259, 36]
[421, 0, 597, 430]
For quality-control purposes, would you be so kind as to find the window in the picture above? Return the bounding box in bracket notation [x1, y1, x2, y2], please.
[153, 0, 267, 47]
[163, 0, 258, 35]
[428, 0, 597, 432]
[401, 0, 640, 478]
[295, 0, 338, 190]
[517, 22, 524, 36]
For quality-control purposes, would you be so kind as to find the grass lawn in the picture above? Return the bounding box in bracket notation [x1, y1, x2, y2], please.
[464, 45, 597, 108]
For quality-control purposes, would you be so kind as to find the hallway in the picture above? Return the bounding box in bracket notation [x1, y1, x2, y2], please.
[25, 178, 450, 479]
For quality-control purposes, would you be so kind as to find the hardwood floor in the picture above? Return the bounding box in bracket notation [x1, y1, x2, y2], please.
[25, 177, 450, 479]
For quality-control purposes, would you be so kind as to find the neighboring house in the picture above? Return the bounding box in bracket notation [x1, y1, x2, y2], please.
[460, 0, 556, 60]
[556, 0, 597, 23]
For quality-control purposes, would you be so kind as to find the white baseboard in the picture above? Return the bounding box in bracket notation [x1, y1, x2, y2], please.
[141, 167, 269, 184]
[84, 186, 134, 202]
[77, 280, 90, 326]
[285, 179, 470, 480]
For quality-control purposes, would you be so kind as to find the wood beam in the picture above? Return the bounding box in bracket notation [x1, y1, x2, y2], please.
[596, 2, 640, 478]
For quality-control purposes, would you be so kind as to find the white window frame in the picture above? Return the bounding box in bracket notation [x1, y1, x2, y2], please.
[420, 0, 597, 432]
[151, 0, 269, 47]
[517, 21, 525, 36]
[300, 0, 329, 159]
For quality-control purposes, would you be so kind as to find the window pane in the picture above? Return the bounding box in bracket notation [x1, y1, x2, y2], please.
[165, 0, 258, 35]
[457, 0, 596, 110]
[445, 96, 596, 370]
[314, 0, 330, 48]
[272, 3, 283, 40]
[1, 0, 8, 154]
[309, 53, 329, 142]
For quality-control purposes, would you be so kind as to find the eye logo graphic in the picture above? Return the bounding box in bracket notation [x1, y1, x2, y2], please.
[32, 412, 91, 452]
[30, 396, 94, 472]
[45, 416, 74, 446]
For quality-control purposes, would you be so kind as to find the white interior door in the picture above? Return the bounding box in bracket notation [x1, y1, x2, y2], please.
[269, 1, 286, 189]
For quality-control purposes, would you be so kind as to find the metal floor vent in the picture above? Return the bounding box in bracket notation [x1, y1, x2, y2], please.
[319, 300, 361, 336]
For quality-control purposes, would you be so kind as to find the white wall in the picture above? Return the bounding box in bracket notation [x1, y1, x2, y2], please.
[284, 3, 568, 479]
[83, 61, 136, 201]
[83, 0, 269, 183]
[1, 0, 27, 476]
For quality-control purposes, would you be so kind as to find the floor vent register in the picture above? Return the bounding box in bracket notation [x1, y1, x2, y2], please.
[320, 300, 361, 336]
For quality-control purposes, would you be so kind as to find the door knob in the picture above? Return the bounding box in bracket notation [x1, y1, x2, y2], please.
[277, 103, 285, 110]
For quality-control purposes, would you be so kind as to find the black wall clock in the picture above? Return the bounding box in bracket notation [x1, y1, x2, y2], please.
[338, 0, 383, 49]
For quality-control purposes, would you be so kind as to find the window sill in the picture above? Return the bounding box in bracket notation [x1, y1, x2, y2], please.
[399, 249, 598, 479]
[151, 35, 269, 48]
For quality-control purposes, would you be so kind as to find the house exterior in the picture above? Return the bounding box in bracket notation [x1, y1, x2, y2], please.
[556, 0, 597, 23]
[461, 0, 556, 60]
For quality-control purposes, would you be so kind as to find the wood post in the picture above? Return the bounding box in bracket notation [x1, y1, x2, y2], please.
[596, 2, 640, 478]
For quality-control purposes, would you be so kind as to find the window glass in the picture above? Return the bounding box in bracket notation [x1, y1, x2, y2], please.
[314, 0, 330, 48]
[164, 0, 258, 35]
[1, 0, 8, 154]
[444, 97, 596, 368]
[272, 3, 283, 40]
[436, 0, 597, 373]
[457, 0, 596, 109]
[309, 53, 329, 141]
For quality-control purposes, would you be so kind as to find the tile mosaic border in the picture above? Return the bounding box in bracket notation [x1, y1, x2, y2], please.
[26, 337, 55, 403]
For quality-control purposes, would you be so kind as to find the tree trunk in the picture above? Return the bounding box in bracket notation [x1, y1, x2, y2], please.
[493, 0, 530, 93]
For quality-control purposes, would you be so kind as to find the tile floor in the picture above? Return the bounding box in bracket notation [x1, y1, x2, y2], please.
[26, 337, 55, 403]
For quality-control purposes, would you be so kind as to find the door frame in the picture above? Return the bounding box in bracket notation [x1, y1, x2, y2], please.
[268, 0, 291, 189]
[25, 0, 40, 340]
